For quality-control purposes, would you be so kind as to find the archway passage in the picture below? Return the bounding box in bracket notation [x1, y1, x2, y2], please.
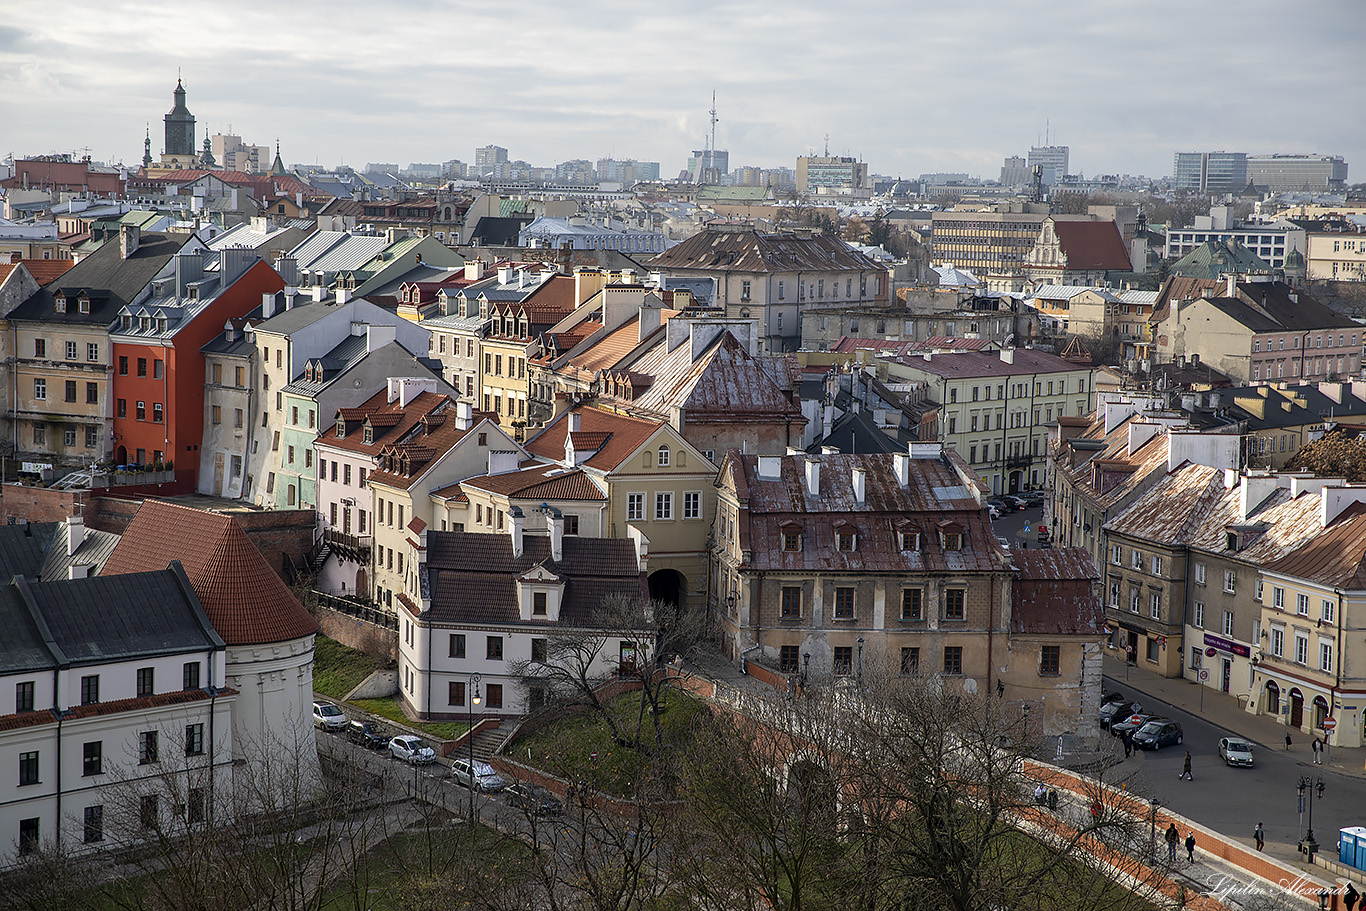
[1313, 695, 1329, 730]
[1009, 471, 1023, 494]
[648, 568, 686, 609]
[1290, 688, 1304, 727]
[1265, 680, 1280, 715]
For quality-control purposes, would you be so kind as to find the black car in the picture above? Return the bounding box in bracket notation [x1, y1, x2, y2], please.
[1097, 700, 1140, 730]
[347, 720, 391, 750]
[1132, 720, 1183, 750]
[505, 782, 563, 816]
[1110, 712, 1163, 739]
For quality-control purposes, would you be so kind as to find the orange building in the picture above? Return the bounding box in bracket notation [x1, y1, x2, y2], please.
[109, 250, 282, 490]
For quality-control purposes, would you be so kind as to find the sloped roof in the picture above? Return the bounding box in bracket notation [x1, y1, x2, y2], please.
[646, 227, 883, 274]
[9, 231, 190, 324]
[100, 500, 318, 646]
[1050, 220, 1132, 271]
[1168, 240, 1271, 281]
[525, 407, 664, 472]
[898, 347, 1083, 379]
[1262, 501, 1366, 589]
[5, 258, 75, 286]
[318, 389, 455, 457]
[1009, 547, 1106, 635]
[460, 464, 606, 500]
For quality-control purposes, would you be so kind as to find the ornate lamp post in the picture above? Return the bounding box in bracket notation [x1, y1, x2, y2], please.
[1297, 775, 1325, 858]
[468, 673, 482, 827]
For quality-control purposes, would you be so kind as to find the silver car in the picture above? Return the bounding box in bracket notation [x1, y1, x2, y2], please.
[312, 701, 347, 732]
[389, 735, 437, 764]
[1218, 737, 1254, 767]
[450, 758, 506, 792]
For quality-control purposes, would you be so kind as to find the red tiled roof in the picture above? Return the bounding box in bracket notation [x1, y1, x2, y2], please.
[3, 258, 75, 286]
[1050, 220, 1132, 271]
[100, 501, 319, 646]
[460, 464, 606, 501]
[430, 483, 468, 502]
[525, 407, 663, 471]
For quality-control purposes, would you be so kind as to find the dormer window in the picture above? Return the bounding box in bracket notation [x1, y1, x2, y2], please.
[363, 425, 374, 445]
[336, 424, 345, 439]
[657, 445, 670, 467]
[54, 293, 66, 313]
[533, 592, 547, 616]
[78, 296, 90, 313]
[900, 530, 921, 551]
[837, 529, 857, 552]
[783, 531, 801, 552]
[943, 532, 962, 551]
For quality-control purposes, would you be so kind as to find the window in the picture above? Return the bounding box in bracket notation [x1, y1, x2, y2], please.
[84, 805, 104, 844]
[1294, 633, 1309, 665]
[449, 681, 466, 705]
[943, 646, 963, 675]
[1320, 640, 1334, 672]
[943, 589, 965, 620]
[1194, 562, 1206, 585]
[833, 587, 855, 619]
[780, 645, 799, 672]
[140, 795, 159, 830]
[484, 684, 503, 708]
[781, 586, 802, 619]
[1108, 578, 1120, 608]
[1222, 610, 1234, 637]
[684, 491, 701, 520]
[35, 339, 47, 358]
[138, 357, 147, 377]
[1296, 593, 1309, 616]
[80, 674, 99, 705]
[487, 636, 504, 660]
[1151, 555, 1163, 575]
[117, 398, 127, 419]
[1193, 601, 1204, 629]
[1131, 549, 1142, 569]
[837, 530, 856, 552]
[1223, 571, 1236, 593]
[16, 681, 35, 713]
[657, 445, 670, 466]
[783, 531, 801, 552]
[833, 646, 853, 675]
[188, 788, 205, 824]
[1111, 545, 1123, 565]
[185, 723, 204, 756]
[900, 530, 920, 551]
[136, 667, 154, 697]
[137, 401, 146, 420]
[183, 662, 200, 690]
[83, 741, 103, 776]
[900, 647, 920, 675]
[33, 378, 46, 400]
[655, 491, 673, 520]
[1130, 587, 1141, 614]
[59, 380, 72, 402]
[153, 359, 163, 379]
[627, 493, 644, 521]
[86, 382, 98, 405]
[139, 731, 159, 764]
[449, 633, 466, 658]
[1039, 645, 1061, 676]
[1149, 590, 1161, 620]
[1273, 586, 1284, 609]
[19, 751, 39, 786]
[533, 592, 547, 616]
[901, 588, 923, 621]
[19, 819, 39, 856]
[531, 638, 548, 663]
[66, 340, 77, 360]
[1321, 599, 1336, 624]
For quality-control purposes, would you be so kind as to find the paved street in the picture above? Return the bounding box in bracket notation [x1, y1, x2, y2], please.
[989, 500, 1047, 547]
[1099, 654, 1366, 867]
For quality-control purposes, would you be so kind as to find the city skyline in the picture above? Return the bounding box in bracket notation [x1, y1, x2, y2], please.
[2, 0, 1363, 182]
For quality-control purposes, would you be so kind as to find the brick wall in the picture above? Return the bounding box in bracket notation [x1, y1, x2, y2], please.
[0, 483, 89, 524]
[316, 604, 398, 662]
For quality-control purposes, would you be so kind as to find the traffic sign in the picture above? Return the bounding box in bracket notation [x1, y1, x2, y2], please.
[1023, 525, 1031, 534]
[1205, 647, 1218, 657]
[1199, 669, 1209, 681]
[590, 750, 598, 760]
[1324, 717, 1337, 731]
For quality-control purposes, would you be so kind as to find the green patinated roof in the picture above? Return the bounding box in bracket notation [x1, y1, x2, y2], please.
[498, 199, 529, 217]
[697, 185, 771, 202]
[1169, 240, 1272, 280]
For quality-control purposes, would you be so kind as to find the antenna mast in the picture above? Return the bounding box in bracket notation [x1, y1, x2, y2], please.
[708, 89, 718, 171]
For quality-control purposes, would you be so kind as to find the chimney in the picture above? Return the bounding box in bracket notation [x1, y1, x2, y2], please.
[548, 508, 564, 562]
[638, 302, 663, 340]
[568, 411, 581, 433]
[999, 347, 1015, 364]
[311, 285, 326, 303]
[498, 264, 514, 284]
[893, 452, 909, 487]
[365, 323, 397, 352]
[620, 268, 635, 285]
[66, 515, 86, 557]
[120, 224, 140, 259]
[509, 505, 524, 558]
[262, 291, 277, 319]
[804, 457, 821, 496]
[454, 400, 473, 430]
[852, 467, 866, 503]
[223, 320, 236, 343]
[464, 259, 485, 281]
[283, 286, 298, 309]
[274, 254, 299, 286]
[1226, 274, 1236, 298]
[336, 287, 352, 304]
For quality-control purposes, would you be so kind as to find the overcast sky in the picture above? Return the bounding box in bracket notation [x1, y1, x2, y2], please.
[3, 0, 1363, 182]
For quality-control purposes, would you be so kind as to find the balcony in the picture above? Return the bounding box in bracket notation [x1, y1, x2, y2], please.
[324, 528, 372, 562]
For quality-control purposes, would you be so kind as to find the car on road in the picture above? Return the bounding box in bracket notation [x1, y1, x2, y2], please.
[987, 498, 1014, 514]
[312, 701, 347, 732]
[1098, 700, 1140, 729]
[1110, 712, 1162, 739]
[989, 503, 1004, 519]
[1100, 691, 1126, 707]
[505, 782, 563, 815]
[451, 758, 506, 792]
[1218, 737, 1254, 766]
[348, 720, 391, 750]
[1132, 720, 1183, 750]
[1004, 494, 1030, 511]
[1020, 490, 1046, 507]
[389, 735, 437, 764]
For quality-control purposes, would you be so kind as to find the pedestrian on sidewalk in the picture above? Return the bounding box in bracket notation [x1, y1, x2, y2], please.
[1254, 822, 1265, 851]
[1165, 823, 1179, 863]
[1122, 730, 1133, 758]
[1286, 731, 1293, 750]
[1185, 831, 1196, 863]
[1312, 737, 1322, 764]
[1180, 751, 1193, 780]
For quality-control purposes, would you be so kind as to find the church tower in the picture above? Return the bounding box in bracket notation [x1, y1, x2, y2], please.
[142, 125, 153, 170]
[161, 78, 196, 168]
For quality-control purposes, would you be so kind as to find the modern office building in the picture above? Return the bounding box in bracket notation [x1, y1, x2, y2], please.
[1028, 146, 1069, 186]
[796, 156, 870, 194]
[1172, 152, 1248, 194]
[1247, 155, 1348, 192]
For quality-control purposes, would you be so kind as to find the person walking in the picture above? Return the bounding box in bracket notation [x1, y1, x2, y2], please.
[1122, 730, 1133, 758]
[1285, 731, 1293, 750]
[1180, 751, 1193, 780]
[1254, 822, 1265, 851]
[1165, 823, 1180, 863]
[1312, 737, 1322, 764]
[1185, 831, 1196, 863]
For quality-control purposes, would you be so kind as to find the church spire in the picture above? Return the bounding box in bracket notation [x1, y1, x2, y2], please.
[142, 123, 153, 169]
[270, 139, 286, 177]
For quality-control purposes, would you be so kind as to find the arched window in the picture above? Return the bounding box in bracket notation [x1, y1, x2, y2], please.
[657, 445, 670, 467]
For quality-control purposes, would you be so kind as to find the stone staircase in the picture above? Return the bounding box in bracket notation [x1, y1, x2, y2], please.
[468, 725, 513, 761]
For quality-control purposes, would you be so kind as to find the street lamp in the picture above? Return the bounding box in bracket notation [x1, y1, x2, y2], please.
[468, 673, 482, 827]
[1297, 775, 1326, 858]
[802, 652, 810, 687]
[856, 637, 865, 686]
[1149, 798, 1161, 857]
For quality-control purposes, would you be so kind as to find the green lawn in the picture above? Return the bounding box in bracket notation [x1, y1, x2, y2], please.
[313, 636, 387, 699]
[350, 697, 470, 741]
[513, 689, 708, 797]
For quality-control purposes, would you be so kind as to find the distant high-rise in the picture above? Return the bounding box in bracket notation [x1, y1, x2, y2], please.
[795, 155, 869, 194]
[1000, 155, 1030, 186]
[686, 149, 728, 184]
[1172, 151, 1248, 193]
[475, 145, 509, 177]
[1027, 146, 1069, 186]
[212, 133, 270, 173]
[1246, 154, 1348, 192]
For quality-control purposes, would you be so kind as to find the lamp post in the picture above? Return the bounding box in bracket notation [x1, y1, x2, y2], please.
[1297, 775, 1325, 858]
[856, 637, 865, 686]
[1149, 798, 1161, 857]
[468, 673, 482, 827]
[802, 652, 810, 687]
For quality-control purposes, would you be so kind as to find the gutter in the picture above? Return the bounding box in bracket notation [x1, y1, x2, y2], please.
[739, 643, 761, 676]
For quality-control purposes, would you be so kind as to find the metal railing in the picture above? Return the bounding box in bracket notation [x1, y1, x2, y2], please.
[312, 591, 396, 630]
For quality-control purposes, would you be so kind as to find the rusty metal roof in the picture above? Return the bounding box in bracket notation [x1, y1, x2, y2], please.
[1009, 547, 1106, 635]
[1105, 463, 1228, 545]
[646, 227, 884, 274]
[625, 332, 804, 423]
[1263, 502, 1366, 589]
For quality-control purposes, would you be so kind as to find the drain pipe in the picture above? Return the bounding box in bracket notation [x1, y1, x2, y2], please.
[739, 644, 761, 676]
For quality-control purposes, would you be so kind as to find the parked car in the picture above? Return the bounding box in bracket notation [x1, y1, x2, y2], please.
[1004, 494, 1030, 511]
[1020, 490, 1046, 507]
[312, 701, 347, 732]
[505, 782, 563, 815]
[1098, 700, 1140, 730]
[451, 758, 506, 792]
[987, 498, 1014, 514]
[989, 503, 1004, 520]
[1110, 712, 1162, 739]
[348, 720, 391, 750]
[389, 735, 437, 764]
[1218, 737, 1254, 767]
[1133, 720, 1184, 750]
[1100, 691, 1126, 707]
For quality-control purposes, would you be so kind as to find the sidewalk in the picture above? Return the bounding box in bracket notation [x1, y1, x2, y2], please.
[1102, 652, 1366, 779]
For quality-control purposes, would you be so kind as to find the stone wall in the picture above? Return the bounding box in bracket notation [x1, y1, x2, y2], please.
[315, 602, 398, 662]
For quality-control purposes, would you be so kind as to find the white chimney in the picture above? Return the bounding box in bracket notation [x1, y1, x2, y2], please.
[455, 400, 473, 430]
[1226, 273, 1236, 298]
[283, 286, 297, 309]
[509, 506, 524, 558]
[498, 265, 514, 284]
[999, 348, 1015, 364]
[262, 291, 276, 319]
[804, 457, 821, 496]
[336, 287, 352, 304]
[465, 260, 486, 281]
[66, 515, 86, 557]
[312, 285, 326, 303]
[365, 324, 397, 352]
[568, 411, 581, 433]
[852, 467, 866, 503]
[893, 452, 909, 487]
[549, 510, 564, 562]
